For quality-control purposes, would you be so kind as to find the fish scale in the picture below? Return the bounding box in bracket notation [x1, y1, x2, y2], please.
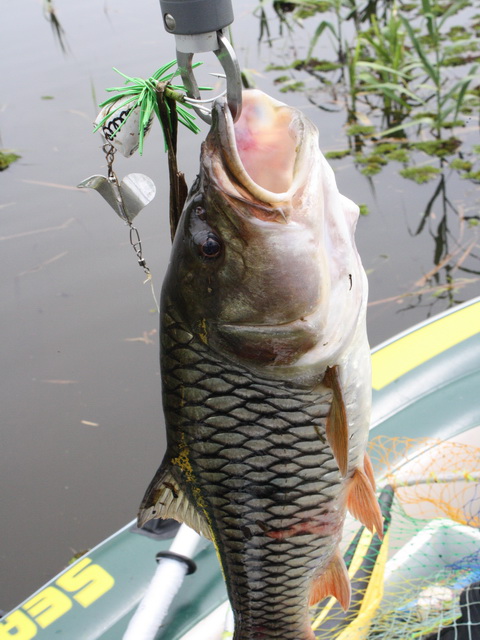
[159, 302, 345, 639]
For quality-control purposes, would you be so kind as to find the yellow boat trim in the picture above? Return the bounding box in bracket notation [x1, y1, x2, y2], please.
[371, 301, 480, 390]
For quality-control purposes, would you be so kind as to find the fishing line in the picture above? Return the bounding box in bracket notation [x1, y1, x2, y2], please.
[145, 273, 160, 315]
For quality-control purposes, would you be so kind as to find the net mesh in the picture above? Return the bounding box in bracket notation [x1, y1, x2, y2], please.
[311, 436, 480, 640]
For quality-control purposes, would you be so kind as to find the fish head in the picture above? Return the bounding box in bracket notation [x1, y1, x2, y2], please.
[164, 90, 366, 380]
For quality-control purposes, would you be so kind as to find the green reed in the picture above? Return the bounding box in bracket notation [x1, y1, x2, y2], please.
[399, 0, 478, 138]
[259, 0, 479, 138]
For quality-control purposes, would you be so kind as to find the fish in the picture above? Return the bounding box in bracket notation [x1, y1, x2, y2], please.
[138, 89, 383, 640]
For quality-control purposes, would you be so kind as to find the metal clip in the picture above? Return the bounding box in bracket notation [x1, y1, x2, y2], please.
[176, 31, 242, 124]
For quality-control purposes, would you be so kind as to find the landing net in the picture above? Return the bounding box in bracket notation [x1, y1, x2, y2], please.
[311, 436, 480, 640]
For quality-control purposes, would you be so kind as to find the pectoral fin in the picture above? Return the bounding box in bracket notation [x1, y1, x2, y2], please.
[346, 465, 384, 539]
[137, 459, 212, 540]
[323, 366, 349, 477]
[309, 549, 351, 611]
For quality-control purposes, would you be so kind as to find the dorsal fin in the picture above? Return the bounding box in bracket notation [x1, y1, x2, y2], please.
[137, 459, 212, 540]
[323, 365, 349, 477]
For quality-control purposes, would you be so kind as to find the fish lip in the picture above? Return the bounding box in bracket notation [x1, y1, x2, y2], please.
[210, 92, 314, 205]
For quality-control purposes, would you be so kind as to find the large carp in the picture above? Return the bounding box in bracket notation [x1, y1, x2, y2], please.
[138, 89, 383, 640]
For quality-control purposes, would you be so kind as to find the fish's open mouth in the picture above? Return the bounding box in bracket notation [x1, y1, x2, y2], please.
[211, 90, 315, 205]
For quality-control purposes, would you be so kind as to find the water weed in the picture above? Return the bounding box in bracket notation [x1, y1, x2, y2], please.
[0, 150, 21, 171]
[400, 165, 441, 183]
[260, 0, 479, 178]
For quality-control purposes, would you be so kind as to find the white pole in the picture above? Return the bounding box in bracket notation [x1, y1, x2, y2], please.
[123, 524, 202, 640]
[222, 604, 235, 639]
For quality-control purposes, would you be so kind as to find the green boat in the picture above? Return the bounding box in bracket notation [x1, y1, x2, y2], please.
[2, 297, 480, 640]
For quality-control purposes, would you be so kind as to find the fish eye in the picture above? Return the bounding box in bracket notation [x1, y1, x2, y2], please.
[200, 234, 222, 259]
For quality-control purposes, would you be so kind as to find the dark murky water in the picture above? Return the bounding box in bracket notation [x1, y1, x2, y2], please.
[0, 0, 478, 612]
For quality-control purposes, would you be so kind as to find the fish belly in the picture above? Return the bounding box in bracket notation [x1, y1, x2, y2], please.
[161, 304, 346, 640]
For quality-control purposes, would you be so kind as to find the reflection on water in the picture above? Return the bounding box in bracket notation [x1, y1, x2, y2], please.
[370, 169, 479, 315]
[43, 0, 70, 55]
[413, 173, 479, 298]
[0, 0, 478, 615]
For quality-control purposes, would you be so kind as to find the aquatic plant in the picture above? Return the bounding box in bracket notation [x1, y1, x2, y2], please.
[399, 165, 441, 183]
[355, 9, 422, 127]
[399, 0, 479, 138]
[0, 150, 21, 171]
[449, 158, 473, 172]
[260, 0, 479, 150]
[325, 149, 351, 158]
[462, 169, 480, 181]
[306, 0, 348, 64]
